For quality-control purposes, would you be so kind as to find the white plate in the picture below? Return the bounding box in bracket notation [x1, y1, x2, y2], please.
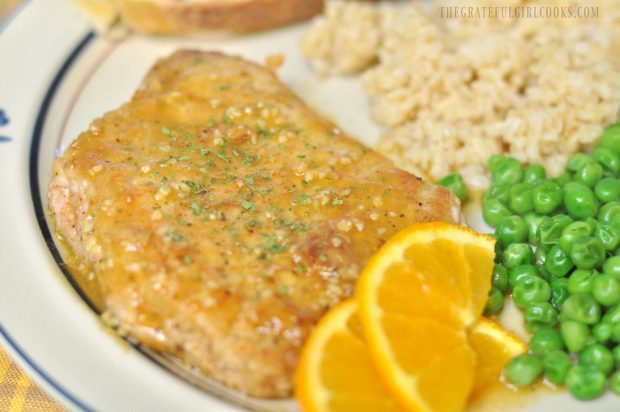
[0, 1, 619, 411]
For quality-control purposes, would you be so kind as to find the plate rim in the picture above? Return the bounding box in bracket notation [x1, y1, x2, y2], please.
[2, 2, 619, 411]
[0, 4, 94, 410]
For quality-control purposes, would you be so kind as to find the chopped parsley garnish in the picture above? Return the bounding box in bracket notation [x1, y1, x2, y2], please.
[189, 202, 201, 216]
[183, 180, 204, 195]
[265, 237, 286, 253]
[206, 117, 217, 127]
[215, 151, 229, 162]
[167, 228, 186, 242]
[256, 125, 272, 138]
[297, 193, 311, 206]
[332, 198, 344, 206]
[246, 219, 262, 229]
[240, 200, 257, 212]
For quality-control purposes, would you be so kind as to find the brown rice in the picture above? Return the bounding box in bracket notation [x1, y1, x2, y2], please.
[300, 0, 620, 187]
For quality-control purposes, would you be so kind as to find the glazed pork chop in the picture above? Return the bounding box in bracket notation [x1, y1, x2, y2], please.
[48, 51, 461, 398]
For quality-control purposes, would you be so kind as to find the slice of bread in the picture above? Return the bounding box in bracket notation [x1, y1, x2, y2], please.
[72, 0, 120, 31]
[73, 0, 324, 34]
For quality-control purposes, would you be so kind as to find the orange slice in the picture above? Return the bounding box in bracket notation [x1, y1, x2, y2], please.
[294, 305, 524, 412]
[295, 299, 402, 412]
[356, 222, 495, 412]
[468, 318, 527, 398]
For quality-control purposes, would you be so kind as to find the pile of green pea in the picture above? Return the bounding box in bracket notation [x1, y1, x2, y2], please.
[442, 123, 620, 400]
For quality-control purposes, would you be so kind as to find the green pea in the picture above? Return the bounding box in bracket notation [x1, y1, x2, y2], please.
[502, 243, 533, 268]
[602, 304, 620, 324]
[483, 198, 513, 228]
[484, 183, 511, 205]
[579, 344, 614, 375]
[542, 350, 573, 385]
[599, 123, 620, 155]
[564, 185, 599, 219]
[509, 183, 534, 214]
[561, 294, 601, 325]
[565, 365, 606, 400]
[487, 154, 506, 171]
[529, 327, 564, 354]
[538, 214, 573, 247]
[595, 177, 620, 203]
[613, 344, 620, 367]
[611, 322, 620, 343]
[523, 164, 546, 185]
[592, 322, 613, 344]
[437, 173, 468, 202]
[570, 236, 605, 270]
[610, 370, 620, 396]
[537, 265, 552, 282]
[593, 147, 620, 174]
[573, 161, 604, 188]
[561, 320, 590, 353]
[592, 273, 620, 307]
[509, 265, 538, 289]
[535, 246, 548, 267]
[545, 245, 574, 278]
[492, 235, 503, 263]
[554, 173, 572, 187]
[566, 153, 592, 173]
[603, 256, 620, 277]
[504, 354, 544, 388]
[532, 180, 563, 215]
[564, 181, 588, 193]
[583, 217, 598, 233]
[551, 278, 569, 309]
[491, 157, 524, 185]
[523, 213, 546, 245]
[492, 265, 509, 293]
[484, 287, 504, 315]
[513, 276, 551, 309]
[567, 269, 595, 295]
[597, 201, 620, 223]
[594, 222, 620, 251]
[524, 302, 559, 332]
[559, 221, 593, 253]
[496, 216, 528, 246]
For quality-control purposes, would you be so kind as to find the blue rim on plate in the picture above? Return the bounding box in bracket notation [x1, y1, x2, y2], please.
[22, 22, 239, 412]
[0, 29, 96, 412]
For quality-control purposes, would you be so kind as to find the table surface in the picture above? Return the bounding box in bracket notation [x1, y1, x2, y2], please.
[1, 2, 69, 411]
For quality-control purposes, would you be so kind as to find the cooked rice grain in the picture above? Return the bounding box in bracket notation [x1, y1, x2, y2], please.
[301, 0, 620, 187]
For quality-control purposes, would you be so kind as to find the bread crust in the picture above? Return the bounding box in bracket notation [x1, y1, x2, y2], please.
[120, 0, 324, 33]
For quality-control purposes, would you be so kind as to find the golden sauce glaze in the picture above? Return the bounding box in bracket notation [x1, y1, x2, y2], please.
[47, 50, 462, 398]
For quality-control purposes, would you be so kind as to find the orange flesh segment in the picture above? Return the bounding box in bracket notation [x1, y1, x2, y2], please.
[295, 300, 401, 412]
[468, 318, 527, 398]
[357, 222, 495, 412]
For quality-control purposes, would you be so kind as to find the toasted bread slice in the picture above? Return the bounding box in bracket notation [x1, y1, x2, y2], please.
[71, 0, 120, 31]
[73, 0, 324, 33]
